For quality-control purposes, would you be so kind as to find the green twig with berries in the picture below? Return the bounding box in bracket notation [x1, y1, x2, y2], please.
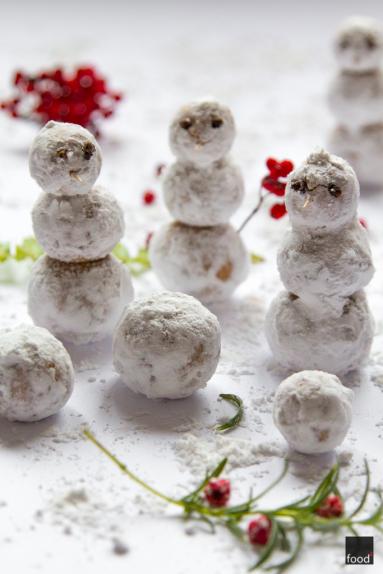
[83, 429, 383, 572]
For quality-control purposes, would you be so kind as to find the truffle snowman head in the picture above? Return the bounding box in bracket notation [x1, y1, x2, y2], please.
[335, 16, 383, 73]
[169, 100, 235, 166]
[285, 150, 359, 232]
[29, 121, 102, 195]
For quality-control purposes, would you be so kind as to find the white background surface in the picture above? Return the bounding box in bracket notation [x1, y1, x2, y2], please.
[1, 0, 383, 572]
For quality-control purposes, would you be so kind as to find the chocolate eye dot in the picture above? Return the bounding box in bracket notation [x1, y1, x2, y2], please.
[211, 117, 223, 129]
[366, 36, 377, 50]
[56, 148, 68, 160]
[328, 184, 342, 198]
[180, 118, 193, 130]
[291, 180, 307, 194]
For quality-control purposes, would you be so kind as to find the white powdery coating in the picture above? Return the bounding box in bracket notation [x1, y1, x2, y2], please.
[329, 124, 383, 187]
[28, 255, 134, 345]
[285, 150, 359, 232]
[273, 370, 353, 454]
[328, 70, 383, 130]
[32, 189, 125, 262]
[163, 158, 244, 226]
[29, 121, 102, 195]
[265, 291, 374, 376]
[0, 324, 74, 422]
[334, 16, 383, 73]
[169, 100, 235, 166]
[277, 220, 374, 316]
[113, 291, 221, 399]
[149, 222, 249, 304]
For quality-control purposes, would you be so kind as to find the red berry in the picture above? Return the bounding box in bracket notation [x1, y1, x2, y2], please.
[315, 494, 343, 518]
[266, 157, 278, 171]
[279, 160, 294, 177]
[204, 478, 231, 508]
[262, 175, 286, 197]
[270, 203, 287, 219]
[359, 217, 368, 229]
[248, 514, 272, 545]
[143, 190, 156, 205]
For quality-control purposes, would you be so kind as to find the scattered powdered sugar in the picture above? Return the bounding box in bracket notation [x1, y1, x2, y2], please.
[173, 433, 286, 476]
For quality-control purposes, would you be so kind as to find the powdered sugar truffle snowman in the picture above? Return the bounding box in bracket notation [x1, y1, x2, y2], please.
[328, 17, 383, 187]
[266, 150, 374, 375]
[28, 121, 133, 344]
[150, 99, 249, 303]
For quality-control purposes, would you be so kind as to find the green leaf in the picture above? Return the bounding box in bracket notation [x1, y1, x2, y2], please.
[348, 459, 370, 519]
[14, 236, 43, 261]
[112, 243, 151, 276]
[0, 242, 11, 262]
[215, 393, 244, 433]
[264, 524, 303, 573]
[251, 252, 265, 264]
[307, 464, 339, 509]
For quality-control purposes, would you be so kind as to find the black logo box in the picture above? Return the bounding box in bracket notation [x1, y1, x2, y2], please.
[345, 537, 374, 565]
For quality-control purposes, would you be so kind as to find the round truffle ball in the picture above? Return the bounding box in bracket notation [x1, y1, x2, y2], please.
[32, 189, 125, 262]
[29, 121, 102, 195]
[285, 150, 359, 232]
[163, 158, 244, 226]
[113, 292, 221, 399]
[334, 16, 383, 73]
[0, 324, 74, 422]
[329, 124, 383, 188]
[265, 290, 373, 376]
[169, 100, 235, 166]
[149, 222, 249, 304]
[28, 255, 134, 345]
[273, 370, 353, 454]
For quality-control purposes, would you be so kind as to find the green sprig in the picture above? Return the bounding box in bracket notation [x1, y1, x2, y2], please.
[215, 393, 244, 433]
[83, 429, 383, 572]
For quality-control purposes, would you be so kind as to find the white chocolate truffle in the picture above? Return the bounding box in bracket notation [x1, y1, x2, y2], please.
[273, 370, 353, 454]
[334, 17, 383, 73]
[113, 291, 221, 399]
[29, 121, 102, 195]
[0, 324, 74, 422]
[328, 69, 383, 130]
[329, 124, 383, 188]
[32, 189, 125, 262]
[163, 158, 244, 226]
[285, 150, 359, 232]
[277, 220, 374, 316]
[169, 100, 235, 167]
[149, 222, 249, 304]
[28, 255, 133, 345]
[265, 290, 374, 376]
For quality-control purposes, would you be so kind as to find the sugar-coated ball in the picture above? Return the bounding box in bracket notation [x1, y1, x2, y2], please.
[32, 189, 125, 262]
[265, 290, 373, 376]
[0, 324, 74, 422]
[28, 255, 133, 345]
[163, 158, 244, 226]
[149, 222, 249, 304]
[285, 150, 359, 232]
[169, 100, 235, 166]
[29, 121, 102, 195]
[273, 370, 353, 454]
[113, 292, 221, 399]
[334, 16, 383, 72]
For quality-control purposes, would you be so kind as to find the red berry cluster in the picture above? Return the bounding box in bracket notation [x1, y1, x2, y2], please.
[315, 494, 344, 519]
[248, 514, 272, 545]
[262, 157, 294, 219]
[0, 66, 122, 134]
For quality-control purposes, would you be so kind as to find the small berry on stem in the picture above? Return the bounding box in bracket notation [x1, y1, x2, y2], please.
[270, 203, 287, 219]
[204, 478, 231, 508]
[315, 494, 344, 518]
[248, 514, 272, 545]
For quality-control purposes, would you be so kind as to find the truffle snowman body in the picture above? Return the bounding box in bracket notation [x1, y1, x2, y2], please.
[265, 150, 374, 375]
[28, 122, 133, 343]
[151, 99, 248, 301]
[328, 17, 383, 186]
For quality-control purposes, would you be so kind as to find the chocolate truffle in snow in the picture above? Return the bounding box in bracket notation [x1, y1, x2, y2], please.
[0, 324, 74, 422]
[273, 370, 353, 454]
[113, 292, 221, 399]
